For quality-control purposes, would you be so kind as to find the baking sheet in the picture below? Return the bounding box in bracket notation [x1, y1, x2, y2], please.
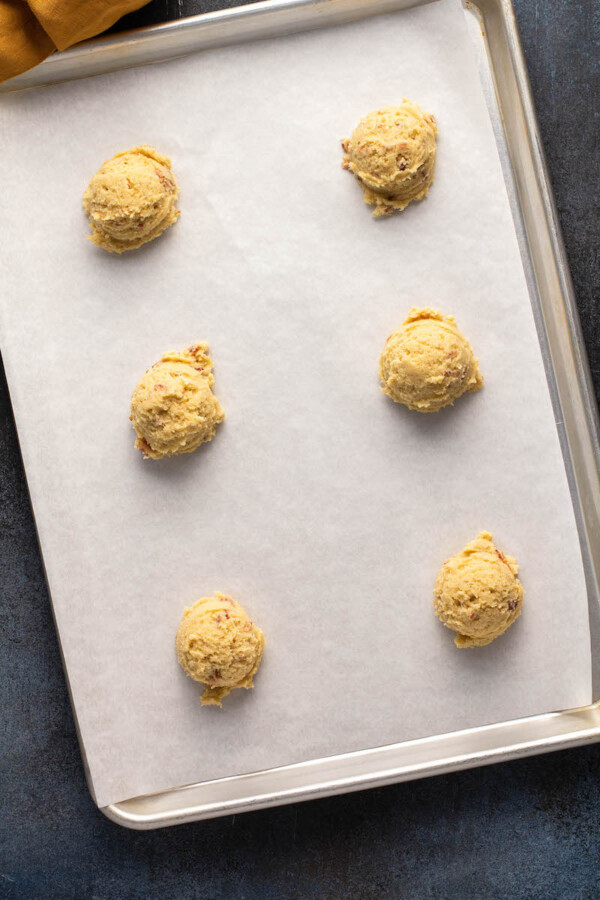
[0, 0, 591, 809]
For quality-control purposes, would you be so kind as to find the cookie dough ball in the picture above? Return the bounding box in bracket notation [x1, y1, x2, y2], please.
[130, 343, 225, 459]
[342, 100, 437, 217]
[176, 593, 265, 707]
[83, 145, 179, 253]
[434, 532, 523, 648]
[379, 308, 483, 413]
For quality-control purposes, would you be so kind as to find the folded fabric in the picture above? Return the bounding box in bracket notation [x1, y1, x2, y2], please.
[0, 0, 151, 83]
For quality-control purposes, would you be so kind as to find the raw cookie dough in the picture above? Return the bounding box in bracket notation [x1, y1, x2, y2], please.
[379, 308, 483, 412]
[83, 145, 179, 253]
[176, 593, 265, 707]
[130, 343, 225, 459]
[342, 100, 437, 217]
[434, 532, 524, 648]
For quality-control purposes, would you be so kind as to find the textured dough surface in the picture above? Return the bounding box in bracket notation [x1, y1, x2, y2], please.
[342, 100, 437, 216]
[83, 145, 179, 253]
[130, 343, 225, 459]
[379, 307, 483, 412]
[176, 593, 265, 707]
[434, 532, 524, 648]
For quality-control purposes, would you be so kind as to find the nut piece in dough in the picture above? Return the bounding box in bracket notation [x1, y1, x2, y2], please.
[434, 532, 523, 648]
[342, 100, 437, 217]
[176, 593, 265, 707]
[130, 343, 225, 459]
[379, 308, 483, 413]
[83, 145, 179, 253]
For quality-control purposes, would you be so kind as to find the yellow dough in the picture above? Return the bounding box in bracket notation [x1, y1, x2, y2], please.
[342, 100, 437, 217]
[379, 308, 483, 413]
[130, 343, 225, 459]
[83, 145, 179, 253]
[434, 532, 524, 648]
[176, 593, 265, 707]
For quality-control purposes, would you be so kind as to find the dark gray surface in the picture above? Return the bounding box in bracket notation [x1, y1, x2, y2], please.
[2, 1, 599, 897]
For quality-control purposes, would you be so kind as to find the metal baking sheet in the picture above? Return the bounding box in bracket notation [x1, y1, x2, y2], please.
[2, 0, 600, 829]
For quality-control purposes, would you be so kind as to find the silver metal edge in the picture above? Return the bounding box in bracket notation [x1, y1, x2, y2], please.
[103, 707, 600, 828]
[0, 0, 436, 94]
[476, 0, 600, 689]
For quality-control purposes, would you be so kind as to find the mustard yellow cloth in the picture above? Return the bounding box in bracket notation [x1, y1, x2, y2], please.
[0, 0, 151, 82]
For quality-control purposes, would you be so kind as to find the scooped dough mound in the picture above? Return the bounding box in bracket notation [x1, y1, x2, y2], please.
[342, 100, 437, 217]
[176, 593, 265, 707]
[434, 532, 523, 648]
[83, 145, 179, 253]
[379, 308, 483, 413]
[130, 343, 225, 459]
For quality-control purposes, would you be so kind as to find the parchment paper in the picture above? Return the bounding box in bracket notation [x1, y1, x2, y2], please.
[0, 0, 591, 808]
